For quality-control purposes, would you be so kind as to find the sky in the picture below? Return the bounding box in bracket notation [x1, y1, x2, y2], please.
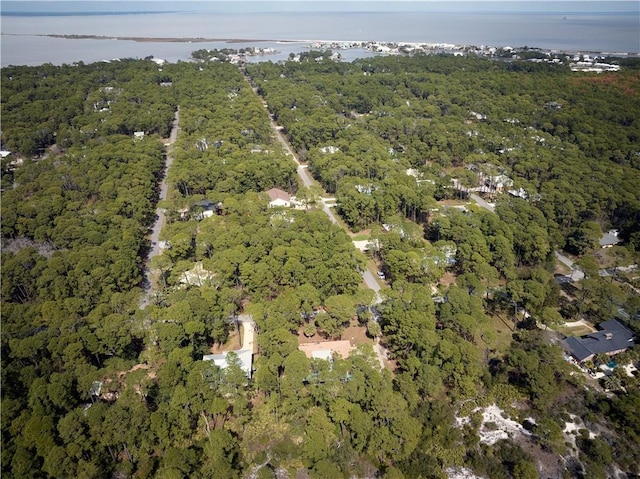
[3, 0, 629, 2]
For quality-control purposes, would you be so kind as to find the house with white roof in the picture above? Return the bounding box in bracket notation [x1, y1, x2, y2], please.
[203, 316, 255, 378]
[320, 146, 340, 154]
[203, 350, 253, 378]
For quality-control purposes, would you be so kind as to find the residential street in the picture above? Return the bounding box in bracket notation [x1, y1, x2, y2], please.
[140, 107, 180, 308]
[259, 92, 382, 300]
[297, 165, 314, 188]
[362, 269, 382, 302]
[246, 70, 389, 364]
[554, 251, 585, 280]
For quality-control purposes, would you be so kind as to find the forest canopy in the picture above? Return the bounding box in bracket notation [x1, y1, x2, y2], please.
[2, 54, 639, 479]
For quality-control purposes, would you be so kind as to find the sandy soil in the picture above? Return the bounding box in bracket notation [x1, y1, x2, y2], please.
[210, 331, 242, 354]
[47, 34, 276, 43]
[439, 271, 458, 288]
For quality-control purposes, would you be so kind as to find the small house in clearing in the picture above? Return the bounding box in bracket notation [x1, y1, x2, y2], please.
[266, 188, 291, 208]
[563, 319, 635, 363]
[193, 199, 222, 219]
[203, 350, 253, 378]
[299, 340, 354, 361]
[599, 229, 620, 248]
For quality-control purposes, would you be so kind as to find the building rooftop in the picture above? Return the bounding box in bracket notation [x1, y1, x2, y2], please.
[299, 340, 354, 360]
[563, 319, 634, 362]
[203, 349, 253, 378]
[266, 188, 291, 202]
[599, 229, 620, 247]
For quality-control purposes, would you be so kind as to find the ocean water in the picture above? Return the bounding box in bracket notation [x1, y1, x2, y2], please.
[1, 2, 638, 67]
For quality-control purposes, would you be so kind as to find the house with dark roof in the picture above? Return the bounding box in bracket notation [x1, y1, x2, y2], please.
[563, 319, 635, 363]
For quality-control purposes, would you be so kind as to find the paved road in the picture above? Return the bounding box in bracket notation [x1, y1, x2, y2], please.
[297, 165, 314, 188]
[469, 193, 495, 212]
[554, 251, 584, 280]
[362, 270, 382, 301]
[264, 105, 380, 299]
[245, 70, 389, 364]
[150, 107, 180, 256]
[554, 250, 574, 269]
[140, 107, 180, 308]
[321, 203, 341, 225]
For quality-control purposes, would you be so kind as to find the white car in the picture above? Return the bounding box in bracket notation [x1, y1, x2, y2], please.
[377, 271, 385, 280]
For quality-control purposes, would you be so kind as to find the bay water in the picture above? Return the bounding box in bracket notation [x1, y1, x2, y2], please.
[1, 1, 638, 67]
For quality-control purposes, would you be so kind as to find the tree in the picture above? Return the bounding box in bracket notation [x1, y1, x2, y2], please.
[366, 320, 381, 339]
[301, 407, 337, 466]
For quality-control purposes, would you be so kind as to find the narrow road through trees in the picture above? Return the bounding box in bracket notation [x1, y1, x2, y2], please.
[246, 73, 380, 296]
[140, 107, 180, 309]
[243, 69, 388, 364]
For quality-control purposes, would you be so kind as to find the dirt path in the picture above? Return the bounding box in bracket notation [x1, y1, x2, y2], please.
[561, 318, 596, 332]
[140, 107, 180, 309]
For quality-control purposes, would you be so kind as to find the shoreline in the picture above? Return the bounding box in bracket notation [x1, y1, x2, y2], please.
[2, 33, 308, 45]
[2, 33, 637, 57]
[1, 34, 637, 68]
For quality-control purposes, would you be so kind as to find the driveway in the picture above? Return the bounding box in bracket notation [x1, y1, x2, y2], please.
[469, 193, 495, 212]
[238, 314, 256, 353]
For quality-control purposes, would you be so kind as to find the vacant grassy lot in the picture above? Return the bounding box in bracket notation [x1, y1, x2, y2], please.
[351, 234, 371, 241]
[478, 313, 515, 357]
[555, 324, 594, 337]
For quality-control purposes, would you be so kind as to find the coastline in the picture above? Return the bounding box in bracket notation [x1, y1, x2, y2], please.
[0, 33, 634, 56]
[2, 4, 638, 67]
[30, 34, 640, 57]
[42, 34, 276, 44]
